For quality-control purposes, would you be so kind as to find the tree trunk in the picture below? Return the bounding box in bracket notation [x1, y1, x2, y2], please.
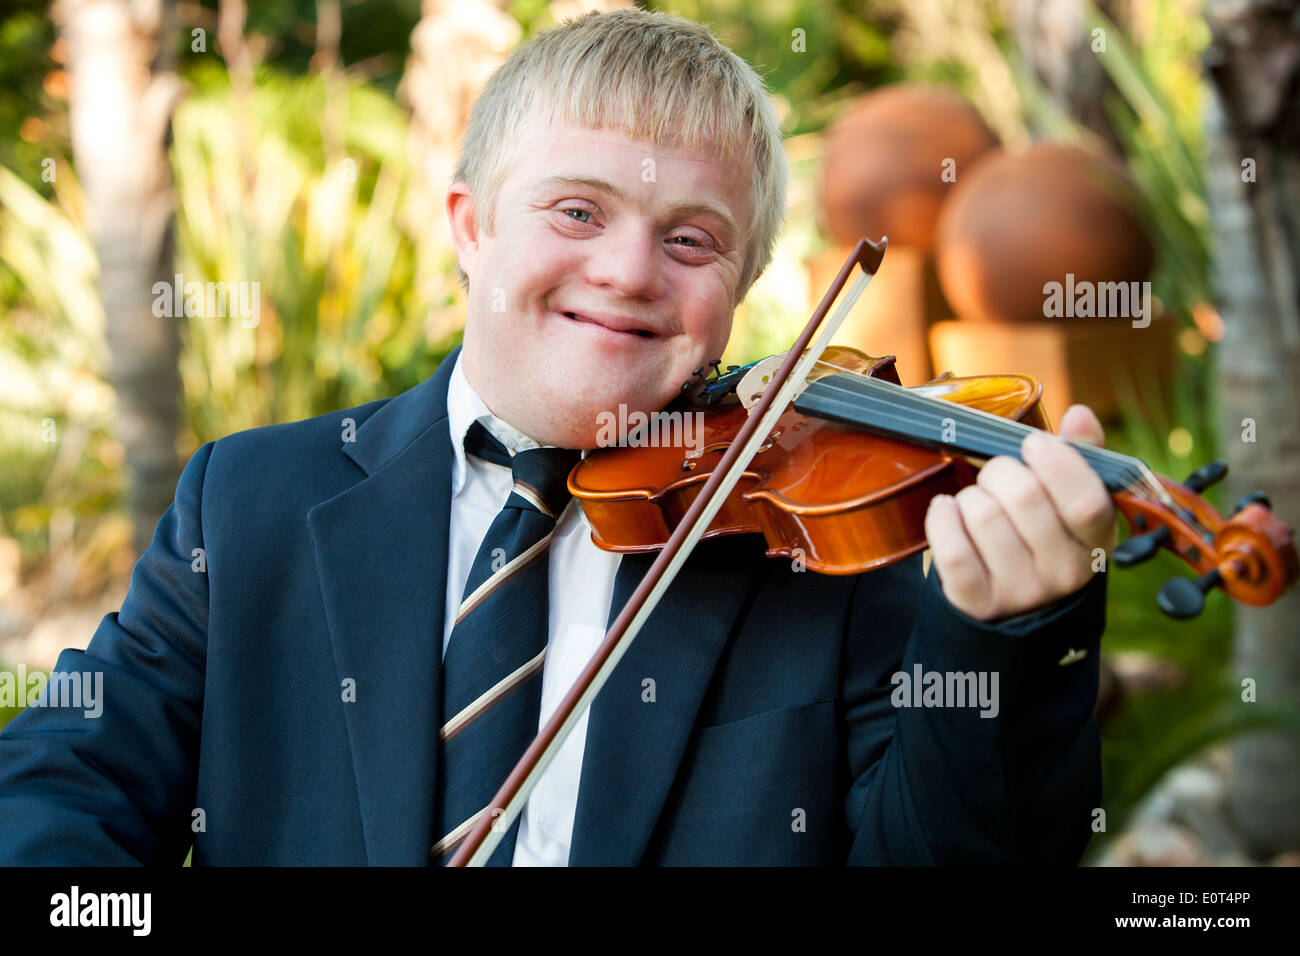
[1203, 0, 1300, 859]
[52, 0, 183, 558]
[1012, 0, 1127, 152]
[398, 0, 520, 251]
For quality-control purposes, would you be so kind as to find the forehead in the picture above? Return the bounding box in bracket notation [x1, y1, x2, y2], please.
[510, 113, 752, 231]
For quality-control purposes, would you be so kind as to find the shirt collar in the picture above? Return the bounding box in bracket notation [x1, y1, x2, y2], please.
[446, 352, 595, 529]
[447, 352, 533, 495]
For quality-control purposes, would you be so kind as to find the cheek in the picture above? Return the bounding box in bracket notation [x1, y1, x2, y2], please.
[683, 287, 734, 354]
[500, 245, 575, 308]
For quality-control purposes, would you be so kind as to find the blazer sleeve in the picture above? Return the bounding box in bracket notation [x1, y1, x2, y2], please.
[0, 441, 216, 864]
[841, 554, 1106, 865]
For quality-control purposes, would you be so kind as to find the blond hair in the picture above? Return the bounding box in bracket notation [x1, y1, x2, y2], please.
[451, 7, 787, 302]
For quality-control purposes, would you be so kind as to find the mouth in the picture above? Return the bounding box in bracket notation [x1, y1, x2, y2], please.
[558, 309, 657, 339]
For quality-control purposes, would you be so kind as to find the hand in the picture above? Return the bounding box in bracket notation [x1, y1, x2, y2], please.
[923, 404, 1119, 622]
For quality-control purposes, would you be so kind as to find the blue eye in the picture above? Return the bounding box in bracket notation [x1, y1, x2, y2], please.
[563, 208, 592, 223]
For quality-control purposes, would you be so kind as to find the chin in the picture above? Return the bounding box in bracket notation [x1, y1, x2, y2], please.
[536, 383, 674, 450]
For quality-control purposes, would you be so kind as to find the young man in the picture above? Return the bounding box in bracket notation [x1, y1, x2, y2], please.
[0, 8, 1113, 865]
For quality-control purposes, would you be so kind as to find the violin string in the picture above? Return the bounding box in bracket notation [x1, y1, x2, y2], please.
[813, 378, 1169, 520]
[814, 368, 1226, 546]
[809, 357, 1172, 504]
[805, 363, 1177, 513]
[834, 374, 1164, 504]
[807, 358, 1124, 473]
[804, 370, 1099, 470]
[840, 378, 1193, 529]
[801, 356, 1211, 547]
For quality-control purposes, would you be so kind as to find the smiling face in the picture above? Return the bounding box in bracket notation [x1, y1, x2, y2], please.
[446, 109, 755, 448]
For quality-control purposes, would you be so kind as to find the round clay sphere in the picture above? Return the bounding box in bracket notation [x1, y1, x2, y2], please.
[821, 85, 1000, 252]
[934, 142, 1155, 323]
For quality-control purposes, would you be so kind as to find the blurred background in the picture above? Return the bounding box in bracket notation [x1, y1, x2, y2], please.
[0, 0, 1297, 865]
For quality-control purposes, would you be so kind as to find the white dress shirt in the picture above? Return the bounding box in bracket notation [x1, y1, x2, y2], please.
[442, 353, 623, 866]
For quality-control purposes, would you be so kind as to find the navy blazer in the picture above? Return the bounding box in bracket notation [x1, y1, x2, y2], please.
[0, 347, 1106, 865]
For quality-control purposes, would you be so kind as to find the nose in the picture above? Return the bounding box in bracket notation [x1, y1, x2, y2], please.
[582, 222, 666, 300]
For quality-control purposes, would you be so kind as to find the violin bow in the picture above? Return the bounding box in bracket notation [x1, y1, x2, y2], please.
[447, 237, 889, 866]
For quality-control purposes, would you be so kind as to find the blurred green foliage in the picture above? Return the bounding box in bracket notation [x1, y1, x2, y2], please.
[0, 161, 115, 558]
[0, 63, 463, 562]
[198, 0, 423, 93]
[651, 0, 900, 137]
[0, 2, 60, 187]
[173, 63, 461, 439]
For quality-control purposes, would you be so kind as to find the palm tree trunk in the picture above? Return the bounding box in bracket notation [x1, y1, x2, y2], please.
[1203, 0, 1300, 859]
[399, 0, 520, 242]
[1012, 0, 1126, 152]
[52, 0, 184, 558]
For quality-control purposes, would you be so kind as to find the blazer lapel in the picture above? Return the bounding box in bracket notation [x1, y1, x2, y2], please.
[307, 347, 461, 865]
[568, 536, 758, 865]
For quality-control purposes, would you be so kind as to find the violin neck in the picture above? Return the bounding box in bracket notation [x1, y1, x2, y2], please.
[794, 373, 1142, 493]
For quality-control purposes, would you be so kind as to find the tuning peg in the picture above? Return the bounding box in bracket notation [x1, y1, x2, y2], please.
[1232, 491, 1271, 514]
[1157, 568, 1223, 619]
[1113, 526, 1171, 567]
[1184, 460, 1228, 493]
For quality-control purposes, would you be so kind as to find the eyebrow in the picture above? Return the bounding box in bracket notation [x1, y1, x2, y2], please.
[531, 175, 740, 241]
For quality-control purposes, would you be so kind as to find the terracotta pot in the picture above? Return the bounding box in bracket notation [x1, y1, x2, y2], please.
[821, 85, 999, 253]
[934, 142, 1155, 324]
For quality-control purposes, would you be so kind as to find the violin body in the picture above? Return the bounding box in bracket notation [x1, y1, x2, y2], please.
[570, 346, 1051, 574]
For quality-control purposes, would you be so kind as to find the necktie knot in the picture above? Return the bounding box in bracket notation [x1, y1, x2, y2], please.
[464, 420, 579, 520]
[508, 446, 581, 520]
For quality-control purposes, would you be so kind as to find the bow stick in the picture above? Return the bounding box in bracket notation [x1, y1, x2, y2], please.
[449, 236, 888, 866]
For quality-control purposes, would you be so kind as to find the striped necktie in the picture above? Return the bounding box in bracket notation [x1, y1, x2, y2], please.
[431, 420, 581, 865]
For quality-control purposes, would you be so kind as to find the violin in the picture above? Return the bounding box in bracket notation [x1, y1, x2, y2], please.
[448, 236, 1297, 865]
[570, 342, 1297, 618]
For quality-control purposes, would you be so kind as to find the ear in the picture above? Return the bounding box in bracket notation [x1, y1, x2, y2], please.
[446, 181, 482, 279]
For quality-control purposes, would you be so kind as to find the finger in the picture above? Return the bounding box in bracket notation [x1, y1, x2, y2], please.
[1058, 404, 1105, 449]
[977, 455, 1094, 598]
[952, 484, 1042, 611]
[924, 493, 990, 615]
[1021, 430, 1117, 550]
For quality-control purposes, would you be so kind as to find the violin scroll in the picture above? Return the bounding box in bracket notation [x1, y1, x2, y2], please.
[1113, 462, 1298, 618]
